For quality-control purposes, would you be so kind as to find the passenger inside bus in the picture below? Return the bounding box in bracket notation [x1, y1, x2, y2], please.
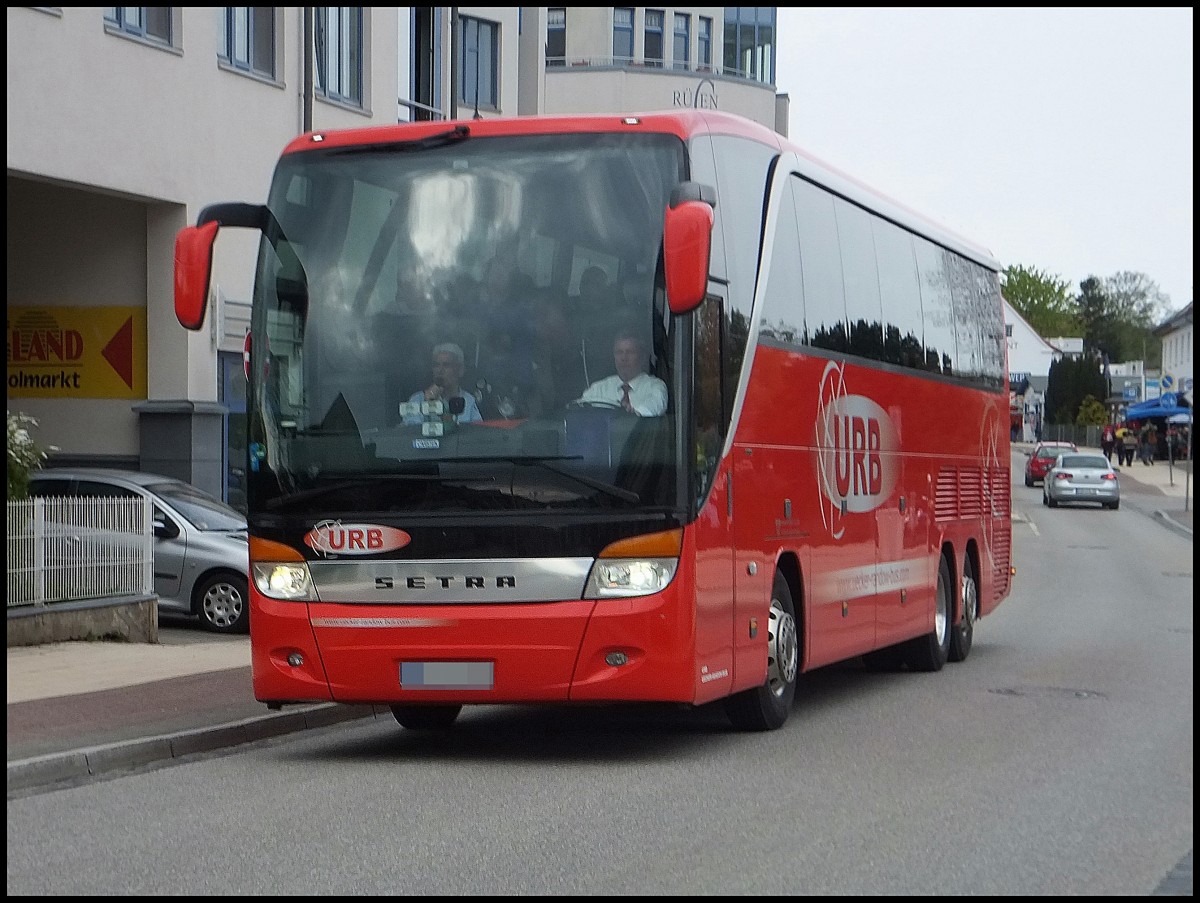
[574, 328, 667, 416]
[401, 342, 483, 425]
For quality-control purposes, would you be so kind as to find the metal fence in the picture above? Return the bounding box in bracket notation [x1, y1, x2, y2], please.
[6, 497, 154, 608]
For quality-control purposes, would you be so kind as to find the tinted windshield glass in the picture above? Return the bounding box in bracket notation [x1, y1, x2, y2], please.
[1059, 456, 1108, 469]
[248, 130, 687, 516]
[150, 484, 247, 530]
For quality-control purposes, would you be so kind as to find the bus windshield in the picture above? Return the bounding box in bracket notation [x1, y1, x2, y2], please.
[247, 130, 688, 517]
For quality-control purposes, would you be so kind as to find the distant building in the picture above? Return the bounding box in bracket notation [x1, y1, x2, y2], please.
[1153, 301, 1194, 408]
[1044, 336, 1085, 359]
[1003, 300, 1063, 441]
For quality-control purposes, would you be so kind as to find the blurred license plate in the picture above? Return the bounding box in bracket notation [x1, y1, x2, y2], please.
[400, 661, 493, 690]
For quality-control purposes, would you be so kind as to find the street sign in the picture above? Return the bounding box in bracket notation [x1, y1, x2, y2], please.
[1160, 392, 1177, 409]
[1123, 386, 1137, 401]
[1161, 374, 1175, 389]
[1184, 377, 1194, 392]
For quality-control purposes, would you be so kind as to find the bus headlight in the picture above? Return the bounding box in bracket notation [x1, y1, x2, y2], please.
[252, 562, 317, 601]
[584, 558, 677, 598]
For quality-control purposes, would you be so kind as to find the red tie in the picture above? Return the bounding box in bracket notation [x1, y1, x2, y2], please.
[620, 382, 633, 413]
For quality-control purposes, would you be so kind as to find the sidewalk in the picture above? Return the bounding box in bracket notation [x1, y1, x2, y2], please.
[7, 634, 384, 793]
[8, 451, 1193, 793]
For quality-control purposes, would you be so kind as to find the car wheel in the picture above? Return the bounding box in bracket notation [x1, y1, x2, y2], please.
[1047, 493, 1059, 509]
[903, 554, 951, 672]
[390, 704, 462, 730]
[1024, 474, 1033, 487]
[949, 555, 977, 663]
[1042, 490, 1049, 506]
[724, 571, 799, 731]
[195, 571, 249, 634]
[1108, 500, 1120, 510]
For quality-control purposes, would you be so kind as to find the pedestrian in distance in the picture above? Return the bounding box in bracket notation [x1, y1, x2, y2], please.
[1101, 422, 1116, 462]
[1118, 423, 1138, 468]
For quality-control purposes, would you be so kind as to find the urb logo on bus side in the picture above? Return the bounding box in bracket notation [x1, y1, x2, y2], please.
[814, 361, 898, 539]
[304, 520, 412, 557]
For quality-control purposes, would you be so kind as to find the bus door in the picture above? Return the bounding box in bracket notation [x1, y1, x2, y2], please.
[689, 291, 737, 703]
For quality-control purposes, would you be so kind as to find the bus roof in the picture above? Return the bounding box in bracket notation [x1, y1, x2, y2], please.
[281, 109, 1000, 272]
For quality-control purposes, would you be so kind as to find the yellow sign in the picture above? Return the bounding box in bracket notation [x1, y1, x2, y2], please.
[7, 306, 147, 399]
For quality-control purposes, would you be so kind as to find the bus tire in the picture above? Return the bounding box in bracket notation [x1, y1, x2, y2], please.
[390, 704, 462, 731]
[903, 555, 951, 672]
[723, 571, 799, 731]
[949, 555, 977, 663]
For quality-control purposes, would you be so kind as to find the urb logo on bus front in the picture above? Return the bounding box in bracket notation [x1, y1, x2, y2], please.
[814, 361, 899, 540]
[304, 520, 412, 557]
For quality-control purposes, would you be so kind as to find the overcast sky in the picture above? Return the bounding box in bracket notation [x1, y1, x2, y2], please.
[774, 7, 1194, 314]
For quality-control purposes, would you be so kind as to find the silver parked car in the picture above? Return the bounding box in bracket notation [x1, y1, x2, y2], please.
[1042, 453, 1120, 510]
[27, 468, 250, 633]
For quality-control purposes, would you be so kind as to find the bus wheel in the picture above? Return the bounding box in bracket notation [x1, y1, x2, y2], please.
[949, 556, 978, 663]
[723, 572, 798, 731]
[390, 704, 462, 731]
[903, 555, 951, 672]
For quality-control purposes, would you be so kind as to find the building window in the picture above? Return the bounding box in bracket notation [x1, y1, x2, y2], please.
[644, 9, 664, 68]
[219, 7, 275, 78]
[546, 7, 565, 67]
[672, 13, 689, 70]
[460, 15, 498, 111]
[723, 7, 776, 83]
[698, 16, 712, 70]
[103, 7, 172, 46]
[1005, 323, 1014, 337]
[315, 7, 363, 106]
[613, 8, 633, 63]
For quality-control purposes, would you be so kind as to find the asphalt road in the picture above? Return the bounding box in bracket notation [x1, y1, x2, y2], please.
[6, 449, 1192, 895]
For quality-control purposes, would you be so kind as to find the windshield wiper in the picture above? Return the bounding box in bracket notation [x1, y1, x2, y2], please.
[450, 455, 642, 505]
[263, 470, 486, 511]
[329, 125, 471, 156]
[264, 457, 640, 510]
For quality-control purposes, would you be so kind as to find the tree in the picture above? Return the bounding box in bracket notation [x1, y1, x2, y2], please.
[1045, 356, 1107, 425]
[1075, 394, 1108, 427]
[7, 411, 49, 499]
[1101, 271, 1171, 368]
[1001, 265, 1078, 337]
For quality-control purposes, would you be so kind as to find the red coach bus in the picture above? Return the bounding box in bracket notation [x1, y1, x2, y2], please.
[175, 110, 1012, 732]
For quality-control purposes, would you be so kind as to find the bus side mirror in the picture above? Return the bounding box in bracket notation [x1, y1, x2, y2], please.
[175, 221, 220, 330]
[663, 199, 714, 315]
[175, 202, 271, 331]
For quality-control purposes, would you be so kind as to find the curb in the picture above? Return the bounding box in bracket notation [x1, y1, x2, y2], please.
[1153, 510, 1194, 541]
[7, 702, 384, 794]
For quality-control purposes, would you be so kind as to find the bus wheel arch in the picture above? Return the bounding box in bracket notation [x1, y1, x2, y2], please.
[723, 561, 800, 732]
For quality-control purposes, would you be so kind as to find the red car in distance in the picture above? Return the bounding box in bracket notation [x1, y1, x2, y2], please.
[1024, 441, 1078, 486]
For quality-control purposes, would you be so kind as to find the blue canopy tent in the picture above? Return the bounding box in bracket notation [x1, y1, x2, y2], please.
[1124, 398, 1191, 420]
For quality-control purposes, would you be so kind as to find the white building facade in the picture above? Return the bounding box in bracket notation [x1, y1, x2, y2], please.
[1003, 300, 1063, 442]
[1154, 301, 1194, 409]
[7, 6, 782, 507]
